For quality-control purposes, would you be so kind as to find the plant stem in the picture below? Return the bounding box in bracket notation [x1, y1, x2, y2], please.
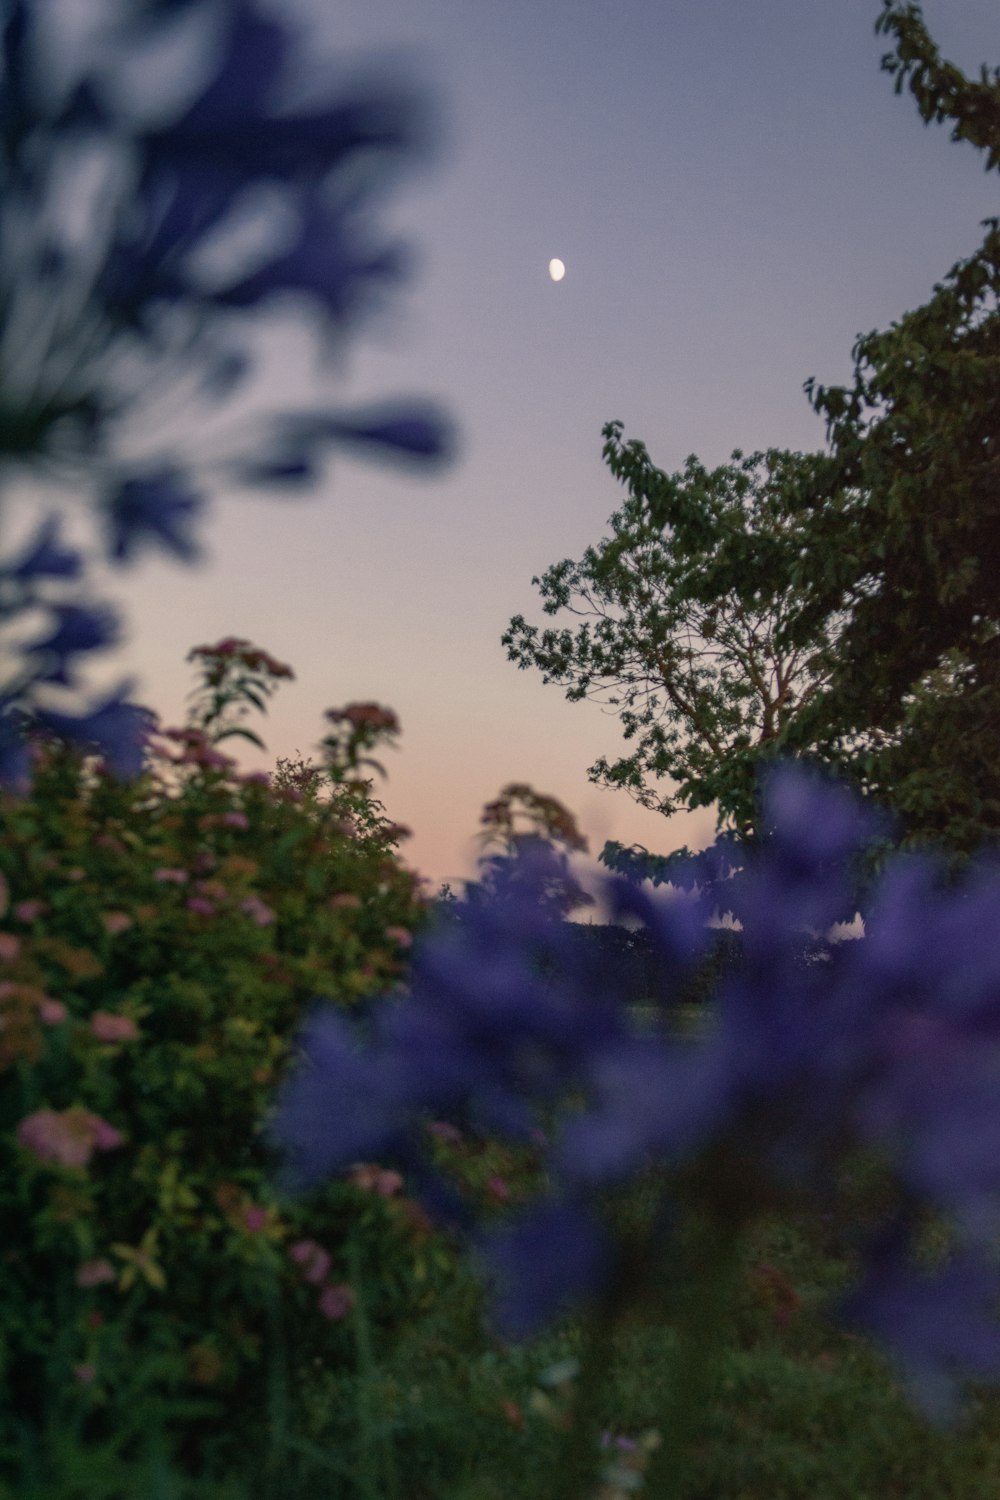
[642, 1213, 742, 1500]
[543, 1301, 617, 1500]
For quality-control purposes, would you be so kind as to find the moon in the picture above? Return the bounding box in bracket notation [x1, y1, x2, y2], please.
[548, 257, 565, 282]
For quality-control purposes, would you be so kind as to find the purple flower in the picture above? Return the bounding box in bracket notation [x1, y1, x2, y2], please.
[106, 470, 203, 565]
[271, 764, 1000, 1422]
[0, 0, 451, 783]
[477, 1198, 610, 1341]
[838, 1220, 1000, 1425]
[37, 691, 153, 779]
[5, 518, 82, 583]
[25, 603, 121, 685]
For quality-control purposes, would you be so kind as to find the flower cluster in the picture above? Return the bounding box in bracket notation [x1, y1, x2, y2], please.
[274, 764, 1000, 1423]
[0, 0, 450, 781]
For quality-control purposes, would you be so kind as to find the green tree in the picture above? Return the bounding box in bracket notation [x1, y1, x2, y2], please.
[778, 1, 1000, 859]
[506, 1, 1000, 865]
[504, 433, 835, 839]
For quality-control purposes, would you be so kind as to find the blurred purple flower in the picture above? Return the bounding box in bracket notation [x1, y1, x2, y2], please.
[26, 603, 120, 685]
[477, 1198, 610, 1341]
[838, 1219, 1000, 1425]
[106, 470, 203, 565]
[272, 763, 1000, 1420]
[37, 690, 154, 778]
[0, 0, 451, 783]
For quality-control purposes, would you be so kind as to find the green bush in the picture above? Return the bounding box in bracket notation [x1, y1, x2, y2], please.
[0, 640, 454, 1483]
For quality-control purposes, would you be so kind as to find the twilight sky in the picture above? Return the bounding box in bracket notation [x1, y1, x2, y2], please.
[102, 0, 998, 890]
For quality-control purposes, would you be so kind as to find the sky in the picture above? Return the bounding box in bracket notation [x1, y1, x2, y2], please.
[101, 0, 998, 892]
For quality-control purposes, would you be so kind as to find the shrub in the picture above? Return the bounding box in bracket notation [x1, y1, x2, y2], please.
[0, 641, 450, 1482]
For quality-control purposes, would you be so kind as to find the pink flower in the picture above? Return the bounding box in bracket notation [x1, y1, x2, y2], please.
[318, 1284, 355, 1322]
[243, 1205, 268, 1233]
[328, 893, 361, 911]
[73, 1363, 97, 1385]
[428, 1121, 463, 1146]
[486, 1176, 511, 1203]
[101, 911, 133, 936]
[222, 811, 250, 830]
[240, 896, 275, 927]
[385, 926, 413, 949]
[185, 897, 216, 916]
[90, 1118, 125, 1152]
[289, 1239, 332, 1285]
[13, 899, 45, 922]
[0, 873, 8, 917]
[325, 703, 399, 733]
[76, 1258, 117, 1288]
[37, 997, 68, 1025]
[16, 1109, 123, 1169]
[153, 868, 188, 885]
[90, 1011, 139, 1043]
[0, 932, 21, 962]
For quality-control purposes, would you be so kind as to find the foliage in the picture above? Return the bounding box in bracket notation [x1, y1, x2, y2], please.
[0, 641, 451, 1483]
[0, 0, 449, 778]
[775, 1, 1000, 860]
[504, 433, 832, 836]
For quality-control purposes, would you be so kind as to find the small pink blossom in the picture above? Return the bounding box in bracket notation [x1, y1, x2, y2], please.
[290, 1240, 332, 1285]
[186, 896, 216, 916]
[90, 1011, 139, 1043]
[349, 1163, 405, 1198]
[76, 1258, 117, 1288]
[240, 896, 275, 927]
[328, 893, 361, 911]
[13, 899, 45, 922]
[37, 997, 68, 1025]
[384, 926, 412, 949]
[101, 911, 133, 936]
[66, 868, 85, 882]
[318, 1284, 355, 1321]
[325, 703, 399, 733]
[222, 811, 250, 830]
[90, 1118, 125, 1152]
[17, 1108, 123, 1168]
[486, 1175, 510, 1203]
[0, 932, 21, 962]
[0, 873, 8, 917]
[428, 1121, 462, 1146]
[73, 1363, 97, 1385]
[243, 1205, 268, 1233]
[153, 868, 188, 885]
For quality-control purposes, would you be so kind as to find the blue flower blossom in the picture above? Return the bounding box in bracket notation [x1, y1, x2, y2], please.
[273, 764, 1000, 1420]
[0, 0, 451, 781]
[37, 688, 155, 779]
[106, 469, 202, 564]
[25, 603, 120, 685]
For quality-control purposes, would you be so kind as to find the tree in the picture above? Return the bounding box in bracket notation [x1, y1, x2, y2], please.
[506, 1, 1000, 866]
[504, 433, 837, 839]
[777, 1, 1000, 859]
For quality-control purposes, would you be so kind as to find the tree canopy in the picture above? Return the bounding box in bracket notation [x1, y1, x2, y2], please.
[504, 437, 836, 838]
[505, 1, 1000, 867]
